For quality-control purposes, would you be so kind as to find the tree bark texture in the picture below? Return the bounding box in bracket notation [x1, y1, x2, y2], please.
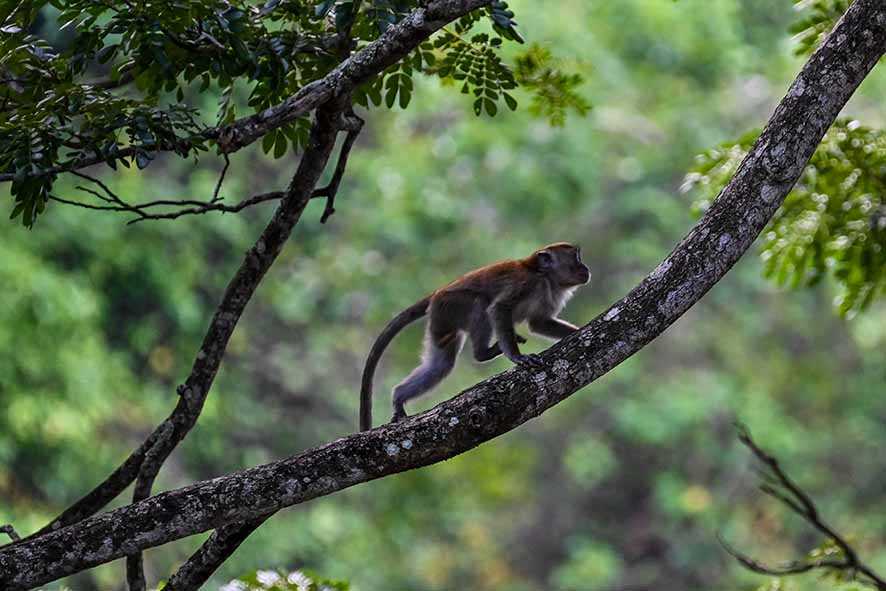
[1, 0, 884, 588]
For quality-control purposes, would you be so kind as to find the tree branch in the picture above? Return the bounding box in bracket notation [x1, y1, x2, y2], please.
[0, 0, 491, 184]
[126, 422, 174, 591]
[9, 99, 346, 548]
[143, 50, 365, 591]
[718, 535, 845, 576]
[163, 517, 270, 591]
[1, 2, 882, 587]
[314, 112, 364, 223]
[721, 425, 886, 590]
[50, 187, 342, 224]
[719, 425, 886, 591]
[123, 192, 287, 223]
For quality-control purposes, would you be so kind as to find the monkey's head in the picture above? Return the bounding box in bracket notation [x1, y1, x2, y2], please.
[534, 242, 591, 287]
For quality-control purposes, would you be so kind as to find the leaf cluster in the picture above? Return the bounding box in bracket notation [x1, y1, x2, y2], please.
[355, 5, 531, 118]
[431, 29, 519, 117]
[789, 0, 850, 56]
[513, 43, 590, 127]
[1, 0, 588, 227]
[683, 120, 886, 316]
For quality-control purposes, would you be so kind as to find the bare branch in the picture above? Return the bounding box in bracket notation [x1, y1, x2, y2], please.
[718, 534, 843, 576]
[133, 67, 362, 591]
[722, 425, 886, 590]
[737, 426, 819, 518]
[48, 95, 353, 229]
[314, 111, 364, 223]
[49, 194, 127, 212]
[124, 191, 287, 224]
[50, 154, 340, 223]
[212, 154, 231, 202]
[70, 170, 130, 208]
[1, 3, 882, 586]
[50, 188, 288, 222]
[131, 36, 363, 591]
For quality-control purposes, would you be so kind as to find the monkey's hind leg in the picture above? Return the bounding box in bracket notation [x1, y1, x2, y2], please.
[391, 331, 463, 423]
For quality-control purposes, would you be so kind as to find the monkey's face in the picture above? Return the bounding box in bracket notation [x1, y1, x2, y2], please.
[538, 244, 591, 287]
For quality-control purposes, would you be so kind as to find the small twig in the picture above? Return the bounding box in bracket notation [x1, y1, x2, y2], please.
[130, 198, 220, 209]
[52, 185, 289, 224]
[718, 533, 845, 575]
[74, 184, 115, 204]
[1, 524, 20, 543]
[50, 157, 290, 224]
[313, 111, 363, 223]
[758, 483, 807, 517]
[49, 195, 127, 212]
[126, 191, 286, 224]
[213, 154, 230, 202]
[70, 170, 131, 208]
[721, 424, 886, 590]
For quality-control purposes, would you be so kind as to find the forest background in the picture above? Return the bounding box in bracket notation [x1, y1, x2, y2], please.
[2, 0, 885, 589]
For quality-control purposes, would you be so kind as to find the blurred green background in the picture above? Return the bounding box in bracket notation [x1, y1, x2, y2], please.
[2, 1, 886, 589]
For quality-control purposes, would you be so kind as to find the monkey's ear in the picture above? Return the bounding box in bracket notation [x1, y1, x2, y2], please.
[537, 250, 554, 269]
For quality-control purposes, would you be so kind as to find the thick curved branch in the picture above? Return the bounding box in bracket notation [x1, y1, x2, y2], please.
[0, 1, 883, 588]
[0, 0, 490, 184]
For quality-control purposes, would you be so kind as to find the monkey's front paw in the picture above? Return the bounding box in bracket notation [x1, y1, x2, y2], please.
[390, 410, 408, 423]
[514, 353, 544, 369]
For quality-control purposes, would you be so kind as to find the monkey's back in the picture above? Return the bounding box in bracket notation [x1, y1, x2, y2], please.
[434, 259, 530, 300]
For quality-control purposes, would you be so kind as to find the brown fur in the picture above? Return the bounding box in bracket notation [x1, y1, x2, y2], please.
[359, 243, 590, 430]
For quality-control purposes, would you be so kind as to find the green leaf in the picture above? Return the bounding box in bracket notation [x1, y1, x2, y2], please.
[683, 119, 886, 315]
[385, 84, 397, 108]
[262, 131, 276, 154]
[273, 131, 287, 159]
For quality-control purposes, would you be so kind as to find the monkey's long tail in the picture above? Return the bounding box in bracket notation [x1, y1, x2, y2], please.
[360, 295, 431, 431]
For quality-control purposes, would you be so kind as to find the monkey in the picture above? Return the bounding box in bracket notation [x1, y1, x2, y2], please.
[359, 242, 591, 430]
